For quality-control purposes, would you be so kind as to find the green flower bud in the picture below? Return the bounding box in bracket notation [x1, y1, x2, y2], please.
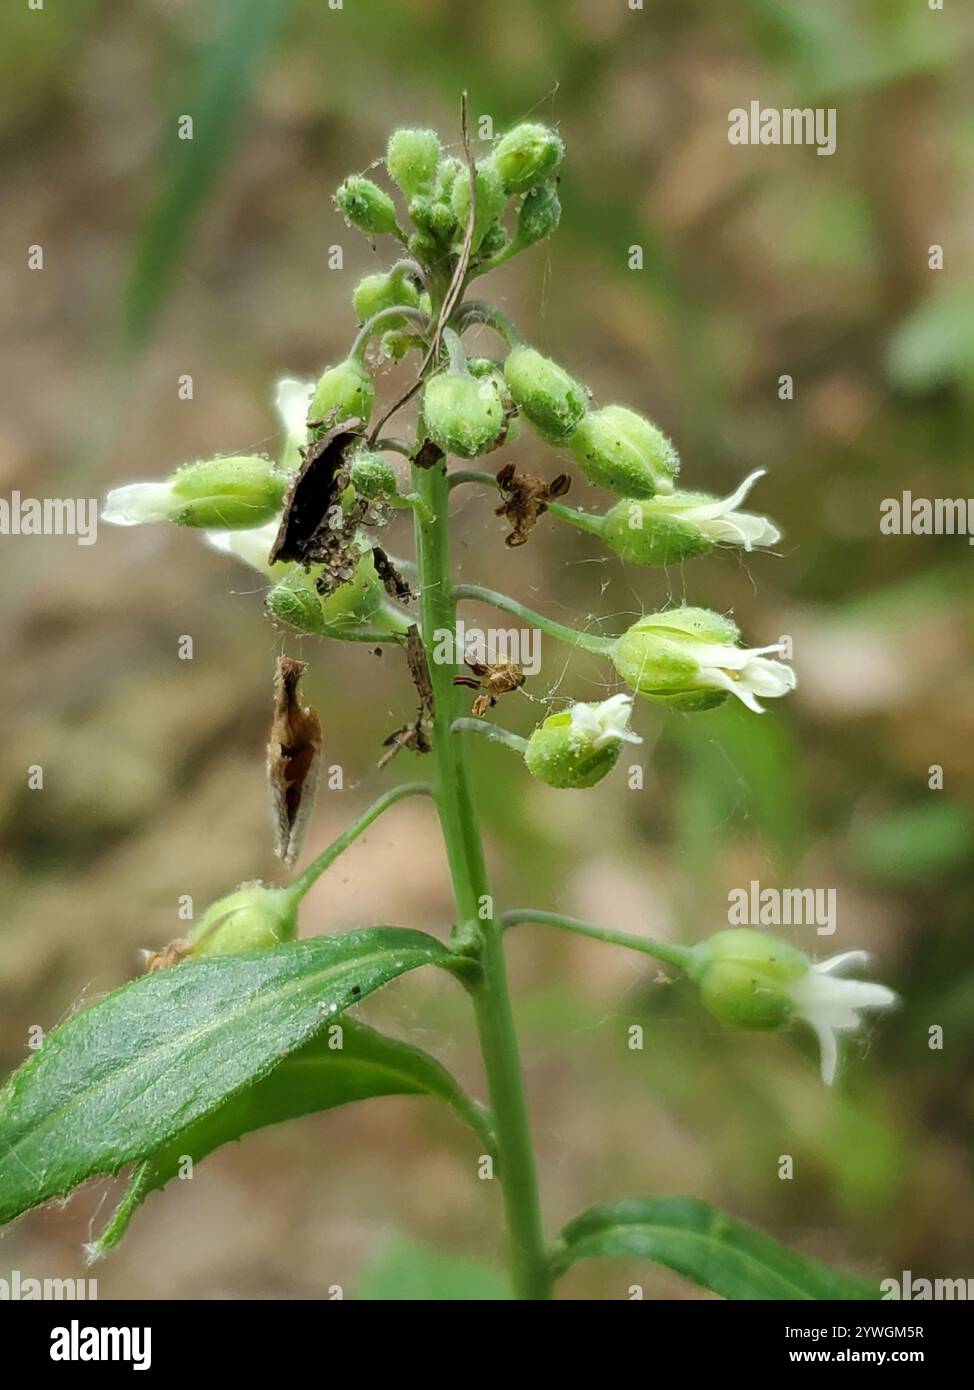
[334, 175, 400, 237]
[348, 450, 399, 501]
[513, 182, 561, 250]
[477, 222, 510, 259]
[421, 370, 504, 459]
[600, 470, 782, 566]
[689, 929, 807, 1031]
[188, 883, 298, 959]
[493, 122, 564, 194]
[332, 176, 397, 239]
[687, 930, 898, 1084]
[352, 268, 421, 326]
[310, 357, 374, 428]
[434, 156, 463, 203]
[267, 549, 385, 636]
[569, 405, 679, 498]
[503, 345, 587, 445]
[450, 157, 507, 252]
[386, 127, 441, 199]
[103, 456, 287, 530]
[609, 607, 795, 713]
[524, 694, 641, 789]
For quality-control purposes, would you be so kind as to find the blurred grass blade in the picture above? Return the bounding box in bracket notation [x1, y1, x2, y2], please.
[0, 930, 458, 1226]
[124, 0, 290, 345]
[358, 1236, 513, 1300]
[91, 1018, 492, 1259]
[550, 1197, 880, 1300]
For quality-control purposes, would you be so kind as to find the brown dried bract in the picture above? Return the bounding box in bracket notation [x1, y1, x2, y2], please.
[267, 655, 322, 866]
[372, 546, 413, 602]
[269, 421, 363, 569]
[411, 437, 445, 471]
[404, 623, 435, 717]
[378, 625, 434, 768]
[494, 462, 570, 547]
[453, 654, 525, 717]
[143, 938, 192, 974]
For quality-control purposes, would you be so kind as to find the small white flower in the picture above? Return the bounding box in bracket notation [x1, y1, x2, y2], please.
[654, 470, 781, 551]
[787, 950, 898, 1085]
[275, 378, 314, 462]
[688, 640, 797, 713]
[568, 694, 643, 750]
[102, 482, 180, 526]
[205, 520, 281, 577]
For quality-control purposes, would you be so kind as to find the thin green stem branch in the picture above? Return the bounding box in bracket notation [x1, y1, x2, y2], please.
[413, 459, 551, 1301]
[501, 909, 696, 974]
[452, 583, 616, 655]
[448, 468, 496, 491]
[451, 717, 528, 754]
[285, 782, 433, 906]
[546, 499, 607, 539]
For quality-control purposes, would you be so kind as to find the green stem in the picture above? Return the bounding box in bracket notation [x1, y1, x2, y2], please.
[501, 909, 696, 974]
[413, 458, 551, 1301]
[452, 582, 616, 655]
[448, 468, 496, 491]
[546, 499, 608, 540]
[450, 300, 523, 347]
[451, 717, 528, 755]
[350, 306, 431, 360]
[285, 782, 433, 906]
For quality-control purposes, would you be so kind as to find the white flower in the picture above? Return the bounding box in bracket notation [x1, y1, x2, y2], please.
[205, 520, 282, 577]
[275, 378, 314, 463]
[787, 950, 899, 1085]
[688, 640, 797, 713]
[654, 469, 781, 551]
[102, 482, 180, 526]
[568, 694, 643, 750]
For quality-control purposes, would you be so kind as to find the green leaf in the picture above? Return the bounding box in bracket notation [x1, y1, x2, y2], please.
[91, 1018, 492, 1259]
[123, 0, 290, 345]
[358, 1236, 513, 1301]
[550, 1197, 880, 1300]
[0, 930, 459, 1226]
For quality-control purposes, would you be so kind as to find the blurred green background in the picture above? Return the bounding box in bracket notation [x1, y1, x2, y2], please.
[2, 0, 972, 1299]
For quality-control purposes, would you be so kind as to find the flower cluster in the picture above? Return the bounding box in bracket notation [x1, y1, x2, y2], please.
[99, 115, 893, 1108]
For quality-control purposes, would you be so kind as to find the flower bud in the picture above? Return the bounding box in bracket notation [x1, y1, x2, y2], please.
[421, 370, 504, 459]
[334, 175, 400, 237]
[503, 345, 587, 445]
[450, 157, 507, 252]
[689, 929, 806, 1031]
[609, 607, 796, 713]
[478, 222, 510, 259]
[348, 450, 399, 501]
[493, 122, 564, 194]
[524, 694, 641, 789]
[570, 405, 679, 498]
[601, 471, 781, 565]
[352, 268, 421, 326]
[512, 182, 561, 250]
[188, 883, 298, 959]
[267, 549, 385, 636]
[386, 127, 441, 199]
[103, 456, 287, 530]
[310, 357, 374, 428]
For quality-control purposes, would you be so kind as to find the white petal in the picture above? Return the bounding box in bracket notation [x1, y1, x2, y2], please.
[704, 512, 782, 551]
[101, 482, 177, 526]
[814, 950, 870, 976]
[275, 378, 314, 444]
[206, 521, 282, 577]
[684, 469, 767, 521]
[813, 1019, 839, 1086]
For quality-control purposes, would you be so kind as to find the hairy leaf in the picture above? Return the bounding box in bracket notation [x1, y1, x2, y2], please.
[0, 931, 459, 1226]
[90, 1019, 492, 1259]
[550, 1197, 880, 1300]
